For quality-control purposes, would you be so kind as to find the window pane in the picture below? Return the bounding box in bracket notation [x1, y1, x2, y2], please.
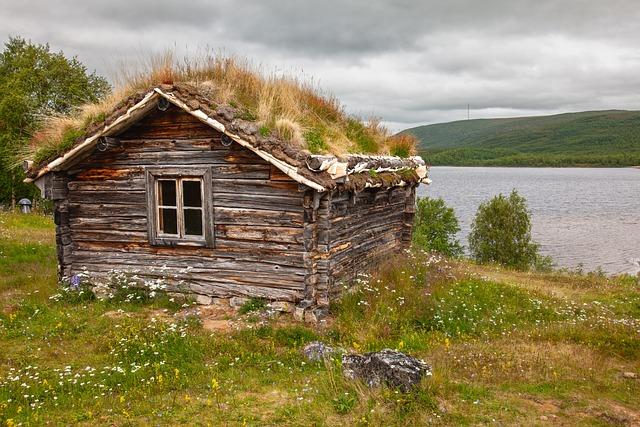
[183, 180, 202, 207]
[184, 209, 203, 236]
[159, 180, 177, 206]
[159, 208, 178, 234]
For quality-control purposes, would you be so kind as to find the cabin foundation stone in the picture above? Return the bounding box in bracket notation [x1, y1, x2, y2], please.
[196, 295, 213, 305]
[269, 301, 294, 313]
[229, 297, 250, 308]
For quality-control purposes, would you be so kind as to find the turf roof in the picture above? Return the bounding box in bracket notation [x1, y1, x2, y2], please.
[27, 55, 418, 170]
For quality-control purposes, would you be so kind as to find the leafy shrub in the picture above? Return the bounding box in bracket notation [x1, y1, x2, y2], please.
[469, 190, 540, 270]
[412, 197, 463, 257]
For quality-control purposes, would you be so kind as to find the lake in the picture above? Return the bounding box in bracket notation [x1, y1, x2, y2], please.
[420, 167, 640, 275]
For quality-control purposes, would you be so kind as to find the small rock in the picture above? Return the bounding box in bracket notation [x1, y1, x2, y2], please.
[297, 299, 314, 310]
[232, 119, 258, 135]
[342, 349, 431, 392]
[195, 294, 212, 305]
[305, 307, 328, 324]
[229, 296, 249, 308]
[540, 415, 549, 421]
[622, 372, 637, 379]
[269, 301, 294, 313]
[293, 307, 306, 322]
[217, 105, 236, 121]
[303, 341, 338, 362]
[211, 297, 230, 307]
[186, 99, 200, 110]
[294, 299, 314, 322]
[304, 310, 318, 324]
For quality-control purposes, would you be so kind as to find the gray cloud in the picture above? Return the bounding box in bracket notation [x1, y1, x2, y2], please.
[1, 0, 639, 130]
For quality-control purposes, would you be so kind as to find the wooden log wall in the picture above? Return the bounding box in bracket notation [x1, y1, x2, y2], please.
[60, 105, 307, 301]
[301, 190, 332, 308]
[324, 185, 417, 298]
[51, 174, 72, 279]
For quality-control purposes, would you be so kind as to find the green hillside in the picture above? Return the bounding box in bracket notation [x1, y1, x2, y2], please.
[403, 110, 640, 166]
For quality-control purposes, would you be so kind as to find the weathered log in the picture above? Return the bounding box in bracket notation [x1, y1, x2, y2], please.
[214, 207, 303, 227]
[73, 241, 305, 265]
[213, 193, 303, 211]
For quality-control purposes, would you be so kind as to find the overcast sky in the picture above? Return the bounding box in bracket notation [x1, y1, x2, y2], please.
[2, 0, 640, 131]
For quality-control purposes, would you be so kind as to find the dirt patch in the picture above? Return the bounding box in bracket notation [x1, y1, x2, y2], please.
[597, 402, 640, 427]
[0, 288, 22, 304]
[101, 303, 297, 333]
[103, 308, 174, 323]
[234, 389, 293, 419]
[202, 319, 232, 331]
[517, 396, 640, 426]
[181, 305, 238, 332]
[197, 305, 235, 318]
[2, 304, 19, 315]
[523, 397, 561, 414]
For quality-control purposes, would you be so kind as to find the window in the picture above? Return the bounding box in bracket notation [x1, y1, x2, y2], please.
[146, 168, 213, 247]
[157, 178, 203, 237]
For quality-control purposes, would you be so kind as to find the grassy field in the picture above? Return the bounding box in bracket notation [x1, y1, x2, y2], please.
[402, 110, 640, 167]
[1, 212, 639, 426]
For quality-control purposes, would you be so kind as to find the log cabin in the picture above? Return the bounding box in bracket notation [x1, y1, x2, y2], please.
[25, 80, 429, 320]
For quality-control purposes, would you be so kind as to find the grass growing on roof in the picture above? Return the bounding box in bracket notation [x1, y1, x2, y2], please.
[27, 52, 418, 168]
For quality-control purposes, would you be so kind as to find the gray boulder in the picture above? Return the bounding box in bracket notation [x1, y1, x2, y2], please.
[342, 349, 431, 392]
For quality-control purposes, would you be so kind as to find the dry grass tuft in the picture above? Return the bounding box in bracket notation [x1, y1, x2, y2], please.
[387, 133, 419, 158]
[28, 51, 416, 165]
[274, 117, 305, 145]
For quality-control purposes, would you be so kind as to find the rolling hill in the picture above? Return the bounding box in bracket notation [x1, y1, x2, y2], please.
[402, 110, 640, 166]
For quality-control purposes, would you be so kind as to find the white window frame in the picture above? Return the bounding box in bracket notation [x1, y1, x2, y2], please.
[145, 167, 213, 247]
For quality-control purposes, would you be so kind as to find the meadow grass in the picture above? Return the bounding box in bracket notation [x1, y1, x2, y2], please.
[0, 212, 638, 425]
